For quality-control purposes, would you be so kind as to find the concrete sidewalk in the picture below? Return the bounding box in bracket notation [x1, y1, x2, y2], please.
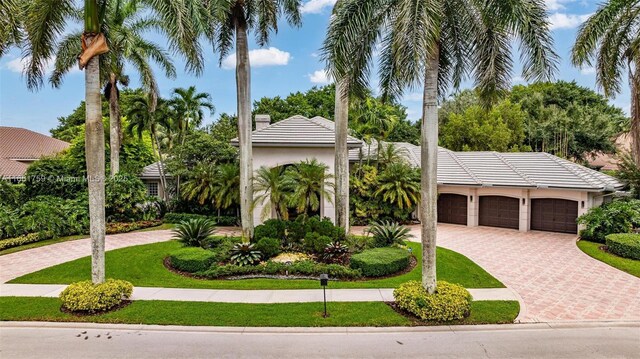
[0, 284, 518, 303]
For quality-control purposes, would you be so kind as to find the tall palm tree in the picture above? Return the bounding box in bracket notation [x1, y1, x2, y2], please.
[323, 0, 557, 293]
[181, 162, 218, 205]
[572, 0, 640, 166]
[213, 163, 241, 214]
[203, 0, 302, 239]
[374, 161, 420, 209]
[0, 0, 23, 56]
[286, 159, 335, 217]
[21, 0, 201, 284]
[253, 166, 292, 220]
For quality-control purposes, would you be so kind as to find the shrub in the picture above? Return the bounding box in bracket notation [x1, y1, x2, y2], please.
[0, 232, 52, 251]
[172, 218, 217, 247]
[164, 212, 238, 226]
[304, 232, 333, 255]
[305, 216, 346, 242]
[169, 247, 217, 273]
[59, 279, 133, 313]
[393, 281, 472, 322]
[215, 216, 239, 226]
[345, 235, 373, 253]
[105, 174, 148, 222]
[605, 233, 640, 260]
[200, 259, 362, 279]
[105, 220, 162, 234]
[367, 221, 414, 247]
[578, 199, 640, 243]
[254, 219, 287, 241]
[230, 242, 262, 266]
[0, 205, 22, 239]
[24, 156, 85, 199]
[321, 242, 350, 264]
[0, 181, 21, 207]
[19, 196, 89, 238]
[254, 237, 282, 259]
[350, 247, 410, 277]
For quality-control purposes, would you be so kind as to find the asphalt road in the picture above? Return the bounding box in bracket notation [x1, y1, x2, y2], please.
[1, 322, 639, 358]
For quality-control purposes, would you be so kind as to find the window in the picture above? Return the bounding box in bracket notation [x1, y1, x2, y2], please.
[146, 182, 159, 197]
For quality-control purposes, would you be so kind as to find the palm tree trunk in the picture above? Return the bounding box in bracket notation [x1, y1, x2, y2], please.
[630, 62, 640, 166]
[108, 73, 120, 176]
[334, 79, 350, 233]
[235, 16, 254, 239]
[420, 45, 439, 294]
[85, 36, 106, 285]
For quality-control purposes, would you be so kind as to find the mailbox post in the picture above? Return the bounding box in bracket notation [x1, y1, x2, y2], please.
[320, 273, 329, 318]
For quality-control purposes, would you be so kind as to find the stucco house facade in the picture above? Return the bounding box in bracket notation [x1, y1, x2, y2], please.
[234, 115, 624, 234]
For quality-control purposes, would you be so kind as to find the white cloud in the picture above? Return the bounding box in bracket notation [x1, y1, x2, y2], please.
[545, 0, 571, 11]
[308, 70, 332, 84]
[301, 0, 336, 14]
[512, 76, 525, 84]
[221, 47, 291, 70]
[580, 66, 596, 75]
[404, 93, 423, 102]
[3, 55, 80, 75]
[548, 12, 591, 30]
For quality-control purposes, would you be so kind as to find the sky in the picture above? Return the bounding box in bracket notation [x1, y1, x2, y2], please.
[0, 0, 632, 136]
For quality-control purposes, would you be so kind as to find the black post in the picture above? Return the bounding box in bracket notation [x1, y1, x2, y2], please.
[320, 273, 329, 318]
[323, 285, 327, 318]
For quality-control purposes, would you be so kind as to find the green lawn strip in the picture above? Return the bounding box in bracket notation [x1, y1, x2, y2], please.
[0, 224, 174, 256]
[577, 240, 640, 278]
[11, 241, 504, 289]
[0, 297, 518, 327]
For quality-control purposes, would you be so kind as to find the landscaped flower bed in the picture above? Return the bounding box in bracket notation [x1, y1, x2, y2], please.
[105, 220, 163, 234]
[167, 217, 415, 281]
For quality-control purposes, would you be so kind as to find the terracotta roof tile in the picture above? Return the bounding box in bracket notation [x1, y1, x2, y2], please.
[0, 126, 70, 178]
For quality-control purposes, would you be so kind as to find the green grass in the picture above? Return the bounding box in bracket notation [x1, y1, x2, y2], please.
[577, 240, 640, 278]
[0, 297, 519, 327]
[11, 241, 504, 289]
[0, 224, 174, 256]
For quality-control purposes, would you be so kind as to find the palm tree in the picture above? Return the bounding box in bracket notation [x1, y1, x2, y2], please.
[323, 0, 557, 293]
[213, 163, 241, 214]
[181, 162, 218, 205]
[49, 0, 177, 176]
[253, 166, 292, 220]
[20, 0, 201, 284]
[286, 159, 335, 217]
[374, 161, 420, 209]
[377, 142, 405, 169]
[572, 0, 640, 166]
[0, 0, 23, 56]
[203, 0, 302, 239]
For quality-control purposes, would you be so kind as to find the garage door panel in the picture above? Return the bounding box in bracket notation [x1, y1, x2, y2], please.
[438, 194, 468, 225]
[479, 196, 519, 229]
[531, 199, 578, 234]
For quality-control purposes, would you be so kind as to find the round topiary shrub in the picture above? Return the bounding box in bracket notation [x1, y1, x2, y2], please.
[605, 233, 640, 260]
[254, 237, 282, 259]
[169, 247, 216, 273]
[393, 280, 472, 322]
[350, 247, 410, 277]
[59, 279, 133, 313]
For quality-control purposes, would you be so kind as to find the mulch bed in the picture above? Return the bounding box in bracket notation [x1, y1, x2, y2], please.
[60, 300, 132, 317]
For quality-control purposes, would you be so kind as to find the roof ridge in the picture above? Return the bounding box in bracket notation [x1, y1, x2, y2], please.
[446, 150, 483, 185]
[542, 153, 602, 187]
[493, 152, 537, 187]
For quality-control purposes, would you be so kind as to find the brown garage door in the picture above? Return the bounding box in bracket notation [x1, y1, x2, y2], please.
[531, 199, 578, 234]
[479, 196, 520, 229]
[438, 194, 468, 225]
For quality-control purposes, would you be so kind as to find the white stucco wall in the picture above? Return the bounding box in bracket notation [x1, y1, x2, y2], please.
[252, 146, 336, 225]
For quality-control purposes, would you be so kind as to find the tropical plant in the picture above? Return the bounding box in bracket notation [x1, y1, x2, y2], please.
[323, 0, 557, 293]
[21, 0, 201, 284]
[172, 218, 217, 247]
[374, 162, 420, 210]
[286, 159, 335, 216]
[321, 242, 350, 264]
[618, 152, 640, 197]
[230, 242, 262, 266]
[181, 163, 218, 205]
[213, 163, 241, 212]
[202, 0, 303, 239]
[572, 0, 640, 166]
[171, 86, 215, 144]
[577, 199, 640, 243]
[105, 173, 148, 222]
[367, 221, 414, 247]
[376, 143, 405, 169]
[253, 166, 292, 220]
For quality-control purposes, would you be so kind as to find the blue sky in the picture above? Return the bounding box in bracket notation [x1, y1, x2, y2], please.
[0, 0, 632, 135]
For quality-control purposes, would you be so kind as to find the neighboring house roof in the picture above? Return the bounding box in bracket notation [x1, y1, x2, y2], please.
[352, 141, 624, 192]
[140, 162, 171, 179]
[588, 132, 632, 171]
[230, 115, 363, 148]
[0, 126, 70, 179]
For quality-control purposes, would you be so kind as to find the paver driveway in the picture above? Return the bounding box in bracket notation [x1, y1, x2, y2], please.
[398, 224, 640, 322]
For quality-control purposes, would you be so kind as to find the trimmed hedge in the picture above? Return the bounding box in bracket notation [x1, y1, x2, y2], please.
[105, 220, 162, 234]
[606, 233, 640, 260]
[199, 260, 362, 279]
[393, 280, 472, 322]
[169, 247, 217, 273]
[350, 247, 410, 277]
[254, 237, 282, 259]
[0, 232, 52, 251]
[59, 279, 133, 313]
[164, 213, 238, 226]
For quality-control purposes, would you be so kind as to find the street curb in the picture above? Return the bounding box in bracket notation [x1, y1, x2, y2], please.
[2, 320, 638, 334]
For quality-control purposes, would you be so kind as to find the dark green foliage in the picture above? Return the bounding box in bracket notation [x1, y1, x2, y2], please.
[171, 218, 217, 247]
[606, 234, 640, 260]
[345, 235, 373, 253]
[0, 181, 21, 207]
[199, 260, 363, 279]
[321, 242, 350, 264]
[367, 221, 414, 247]
[169, 247, 217, 273]
[164, 213, 238, 226]
[303, 232, 333, 255]
[23, 156, 85, 199]
[253, 219, 287, 241]
[0, 205, 23, 239]
[19, 196, 89, 238]
[350, 247, 410, 277]
[617, 153, 640, 198]
[105, 174, 148, 222]
[254, 237, 282, 259]
[578, 199, 640, 243]
[230, 243, 262, 266]
[206, 236, 242, 263]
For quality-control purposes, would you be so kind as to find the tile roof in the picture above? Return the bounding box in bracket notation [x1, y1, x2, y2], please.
[0, 126, 70, 179]
[140, 162, 171, 179]
[231, 115, 363, 148]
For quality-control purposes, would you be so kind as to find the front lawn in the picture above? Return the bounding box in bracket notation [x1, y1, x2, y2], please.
[577, 240, 640, 278]
[11, 241, 504, 289]
[0, 297, 519, 327]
